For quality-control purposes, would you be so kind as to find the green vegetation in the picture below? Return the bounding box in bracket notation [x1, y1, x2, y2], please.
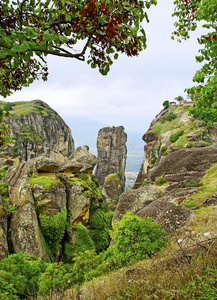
[152, 105, 204, 151]
[39, 208, 67, 260]
[105, 171, 122, 183]
[173, 0, 217, 126]
[160, 111, 177, 123]
[3, 102, 15, 111]
[106, 212, 168, 267]
[0, 101, 38, 116]
[89, 200, 113, 254]
[183, 164, 217, 209]
[140, 179, 147, 187]
[28, 176, 62, 190]
[64, 225, 95, 261]
[162, 145, 168, 156]
[169, 129, 184, 143]
[163, 100, 169, 109]
[155, 176, 167, 186]
[186, 178, 202, 188]
[0, 253, 48, 299]
[0, 212, 168, 298]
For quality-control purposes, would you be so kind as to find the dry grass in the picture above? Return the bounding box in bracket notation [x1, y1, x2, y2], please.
[42, 234, 217, 300]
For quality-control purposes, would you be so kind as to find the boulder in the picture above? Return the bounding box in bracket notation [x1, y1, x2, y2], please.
[33, 182, 67, 216]
[57, 146, 97, 179]
[102, 173, 123, 203]
[137, 198, 193, 235]
[112, 185, 161, 224]
[10, 202, 50, 262]
[66, 183, 90, 243]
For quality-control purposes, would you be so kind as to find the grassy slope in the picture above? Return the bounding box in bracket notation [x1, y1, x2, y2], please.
[152, 105, 211, 149]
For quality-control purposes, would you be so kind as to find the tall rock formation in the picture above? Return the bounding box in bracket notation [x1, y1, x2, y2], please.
[0, 100, 74, 168]
[95, 126, 127, 193]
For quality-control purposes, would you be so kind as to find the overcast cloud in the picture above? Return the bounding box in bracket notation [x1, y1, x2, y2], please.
[3, 0, 207, 135]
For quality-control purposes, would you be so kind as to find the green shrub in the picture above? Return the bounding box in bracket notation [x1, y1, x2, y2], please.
[0, 253, 48, 298]
[160, 112, 177, 123]
[106, 212, 168, 268]
[89, 201, 112, 253]
[140, 179, 147, 187]
[64, 224, 95, 261]
[71, 250, 105, 285]
[0, 182, 9, 202]
[180, 268, 217, 299]
[163, 100, 169, 109]
[155, 177, 167, 186]
[0, 168, 8, 180]
[151, 149, 157, 164]
[169, 130, 184, 143]
[38, 262, 73, 296]
[3, 102, 15, 111]
[186, 178, 202, 187]
[162, 145, 168, 156]
[77, 173, 89, 181]
[39, 207, 67, 259]
[0, 276, 19, 300]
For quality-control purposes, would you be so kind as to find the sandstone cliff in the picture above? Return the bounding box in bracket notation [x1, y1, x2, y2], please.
[0, 100, 74, 168]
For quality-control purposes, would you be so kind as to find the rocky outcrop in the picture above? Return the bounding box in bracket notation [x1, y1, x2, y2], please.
[149, 146, 217, 189]
[134, 105, 217, 189]
[0, 100, 74, 168]
[57, 145, 97, 179]
[114, 105, 217, 236]
[95, 126, 127, 191]
[0, 146, 99, 262]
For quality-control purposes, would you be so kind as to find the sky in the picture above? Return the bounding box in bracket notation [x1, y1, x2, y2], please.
[2, 0, 207, 139]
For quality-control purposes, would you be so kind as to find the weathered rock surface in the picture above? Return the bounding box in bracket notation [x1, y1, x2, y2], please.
[95, 126, 127, 191]
[102, 173, 123, 203]
[149, 146, 217, 189]
[1, 146, 97, 261]
[0, 100, 74, 168]
[57, 145, 97, 179]
[67, 183, 90, 242]
[137, 197, 193, 235]
[113, 185, 161, 224]
[0, 195, 8, 260]
[7, 157, 59, 207]
[10, 202, 50, 262]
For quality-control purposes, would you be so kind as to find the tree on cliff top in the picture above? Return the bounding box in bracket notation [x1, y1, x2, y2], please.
[172, 0, 217, 123]
[0, 0, 157, 98]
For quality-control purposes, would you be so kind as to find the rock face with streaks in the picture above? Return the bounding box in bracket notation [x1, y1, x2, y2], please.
[95, 126, 127, 193]
[0, 100, 74, 169]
